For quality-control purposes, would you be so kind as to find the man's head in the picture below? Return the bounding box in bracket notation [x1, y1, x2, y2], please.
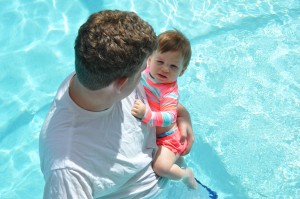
[74, 10, 157, 90]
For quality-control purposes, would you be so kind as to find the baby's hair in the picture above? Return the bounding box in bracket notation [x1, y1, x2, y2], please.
[157, 29, 191, 68]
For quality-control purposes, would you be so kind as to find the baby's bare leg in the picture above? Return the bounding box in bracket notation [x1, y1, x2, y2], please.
[176, 156, 187, 168]
[152, 146, 197, 189]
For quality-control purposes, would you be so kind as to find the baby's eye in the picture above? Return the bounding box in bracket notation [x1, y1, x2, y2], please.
[157, 60, 163, 65]
[170, 65, 178, 69]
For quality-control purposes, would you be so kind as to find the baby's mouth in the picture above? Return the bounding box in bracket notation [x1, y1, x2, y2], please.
[157, 73, 167, 79]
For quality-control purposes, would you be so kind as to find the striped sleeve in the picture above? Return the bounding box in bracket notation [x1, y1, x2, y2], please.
[142, 91, 178, 127]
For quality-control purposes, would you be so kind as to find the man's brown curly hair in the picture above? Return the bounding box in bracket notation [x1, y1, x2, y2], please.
[74, 10, 157, 90]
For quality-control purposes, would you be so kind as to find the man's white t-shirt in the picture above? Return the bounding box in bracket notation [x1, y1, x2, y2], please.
[39, 73, 167, 199]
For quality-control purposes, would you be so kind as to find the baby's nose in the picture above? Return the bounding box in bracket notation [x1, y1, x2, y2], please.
[161, 65, 169, 72]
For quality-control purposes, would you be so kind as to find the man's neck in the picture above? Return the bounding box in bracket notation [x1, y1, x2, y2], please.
[69, 75, 115, 112]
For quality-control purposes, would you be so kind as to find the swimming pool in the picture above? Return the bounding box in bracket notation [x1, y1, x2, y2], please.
[0, 0, 299, 198]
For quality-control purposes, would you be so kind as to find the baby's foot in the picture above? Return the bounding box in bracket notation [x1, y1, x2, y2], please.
[182, 168, 197, 189]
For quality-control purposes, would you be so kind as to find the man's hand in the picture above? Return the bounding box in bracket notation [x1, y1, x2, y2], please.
[177, 104, 195, 155]
[131, 99, 147, 119]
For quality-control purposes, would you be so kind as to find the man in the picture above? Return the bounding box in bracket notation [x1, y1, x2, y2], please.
[39, 10, 194, 198]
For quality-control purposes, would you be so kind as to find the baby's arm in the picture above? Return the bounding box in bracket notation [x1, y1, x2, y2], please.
[131, 92, 178, 127]
[177, 104, 194, 155]
[131, 99, 147, 119]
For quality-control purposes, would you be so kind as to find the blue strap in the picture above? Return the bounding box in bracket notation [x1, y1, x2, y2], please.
[194, 177, 218, 199]
[156, 128, 176, 138]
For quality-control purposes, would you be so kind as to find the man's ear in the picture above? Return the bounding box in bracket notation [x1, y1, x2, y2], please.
[114, 77, 128, 93]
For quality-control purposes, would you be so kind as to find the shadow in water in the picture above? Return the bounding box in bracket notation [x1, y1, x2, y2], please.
[191, 8, 300, 44]
[197, 136, 250, 198]
[78, 0, 104, 13]
[0, 103, 51, 143]
[0, 111, 34, 143]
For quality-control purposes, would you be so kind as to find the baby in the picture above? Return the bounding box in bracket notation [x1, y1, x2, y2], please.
[131, 30, 197, 189]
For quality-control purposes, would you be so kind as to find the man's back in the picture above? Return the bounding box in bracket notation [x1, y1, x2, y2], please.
[39, 74, 166, 198]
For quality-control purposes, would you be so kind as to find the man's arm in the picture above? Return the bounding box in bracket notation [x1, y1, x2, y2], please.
[177, 103, 195, 155]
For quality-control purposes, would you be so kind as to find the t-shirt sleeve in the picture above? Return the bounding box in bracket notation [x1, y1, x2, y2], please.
[43, 169, 93, 199]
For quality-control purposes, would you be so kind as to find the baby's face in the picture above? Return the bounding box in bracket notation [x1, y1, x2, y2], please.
[148, 50, 185, 83]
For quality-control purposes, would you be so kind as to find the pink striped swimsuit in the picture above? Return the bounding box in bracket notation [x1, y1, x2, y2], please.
[141, 66, 187, 154]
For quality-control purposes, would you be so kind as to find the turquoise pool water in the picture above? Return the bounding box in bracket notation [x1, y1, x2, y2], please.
[0, 0, 299, 198]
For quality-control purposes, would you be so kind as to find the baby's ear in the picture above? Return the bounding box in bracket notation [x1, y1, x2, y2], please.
[179, 67, 187, 76]
[147, 56, 152, 66]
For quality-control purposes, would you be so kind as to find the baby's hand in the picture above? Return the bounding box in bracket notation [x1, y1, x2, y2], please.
[131, 99, 146, 119]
